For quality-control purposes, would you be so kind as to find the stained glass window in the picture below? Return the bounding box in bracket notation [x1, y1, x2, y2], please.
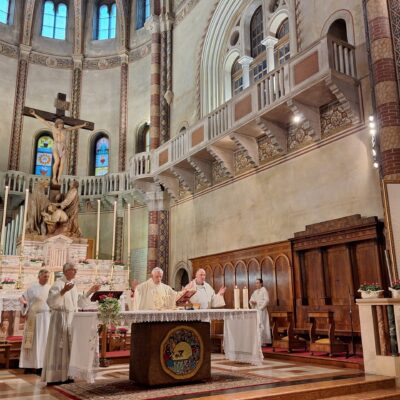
[136, 0, 150, 29]
[97, 2, 116, 40]
[0, 0, 10, 24]
[250, 6, 264, 58]
[41, 1, 68, 40]
[95, 137, 109, 176]
[35, 135, 54, 177]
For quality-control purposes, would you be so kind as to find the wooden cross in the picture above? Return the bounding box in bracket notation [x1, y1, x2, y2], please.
[23, 93, 94, 131]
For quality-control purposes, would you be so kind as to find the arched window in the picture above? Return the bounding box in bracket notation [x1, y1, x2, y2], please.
[274, 18, 290, 67]
[250, 6, 267, 82]
[34, 134, 54, 177]
[136, 0, 151, 29]
[96, 2, 116, 40]
[0, 0, 11, 24]
[327, 19, 348, 42]
[136, 123, 150, 153]
[94, 135, 110, 176]
[41, 1, 68, 40]
[231, 57, 243, 96]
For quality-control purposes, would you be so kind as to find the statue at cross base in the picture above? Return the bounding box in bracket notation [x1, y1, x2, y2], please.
[30, 109, 87, 185]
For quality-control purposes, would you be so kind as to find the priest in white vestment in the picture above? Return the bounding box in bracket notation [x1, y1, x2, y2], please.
[188, 268, 226, 309]
[41, 263, 101, 384]
[133, 268, 177, 310]
[19, 268, 51, 371]
[249, 278, 271, 345]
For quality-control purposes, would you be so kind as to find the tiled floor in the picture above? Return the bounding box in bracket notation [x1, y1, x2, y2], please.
[0, 357, 367, 400]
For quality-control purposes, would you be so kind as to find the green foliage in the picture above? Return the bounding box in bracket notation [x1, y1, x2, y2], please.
[98, 296, 121, 326]
[390, 280, 400, 290]
[359, 282, 382, 292]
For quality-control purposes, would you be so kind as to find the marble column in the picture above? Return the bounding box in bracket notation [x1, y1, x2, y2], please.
[68, 55, 83, 175]
[238, 55, 253, 89]
[8, 45, 31, 171]
[365, 0, 400, 178]
[119, 53, 129, 171]
[261, 36, 278, 73]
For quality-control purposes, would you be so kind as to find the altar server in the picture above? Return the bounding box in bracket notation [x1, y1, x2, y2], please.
[189, 268, 226, 309]
[249, 278, 271, 345]
[19, 268, 51, 372]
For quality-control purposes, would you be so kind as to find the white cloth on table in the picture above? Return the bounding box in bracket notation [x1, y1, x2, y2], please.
[189, 281, 225, 309]
[41, 277, 92, 384]
[133, 279, 177, 310]
[249, 286, 271, 344]
[19, 283, 50, 369]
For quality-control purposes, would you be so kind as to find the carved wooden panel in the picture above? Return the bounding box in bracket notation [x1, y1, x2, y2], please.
[191, 241, 293, 310]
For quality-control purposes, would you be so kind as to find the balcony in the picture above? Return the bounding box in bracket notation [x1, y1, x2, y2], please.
[130, 35, 360, 200]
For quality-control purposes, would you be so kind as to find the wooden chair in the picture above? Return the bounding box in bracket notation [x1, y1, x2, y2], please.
[271, 311, 307, 352]
[308, 311, 348, 357]
[210, 320, 224, 353]
[0, 343, 11, 368]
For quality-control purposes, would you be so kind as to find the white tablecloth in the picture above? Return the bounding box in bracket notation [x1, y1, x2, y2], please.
[69, 309, 263, 383]
[0, 291, 23, 322]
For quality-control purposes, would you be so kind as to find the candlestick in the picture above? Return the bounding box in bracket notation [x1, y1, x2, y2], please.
[109, 262, 114, 290]
[234, 286, 240, 309]
[96, 199, 100, 259]
[242, 287, 249, 309]
[111, 200, 117, 261]
[126, 203, 131, 289]
[20, 189, 29, 255]
[0, 186, 9, 254]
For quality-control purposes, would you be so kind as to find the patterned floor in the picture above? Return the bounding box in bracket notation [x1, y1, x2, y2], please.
[0, 354, 366, 400]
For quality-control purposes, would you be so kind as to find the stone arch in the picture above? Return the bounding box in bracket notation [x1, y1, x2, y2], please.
[239, 0, 263, 57]
[172, 261, 190, 290]
[135, 121, 150, 153]
[223, 48, 241, 101]
[321, 9, 355, 45]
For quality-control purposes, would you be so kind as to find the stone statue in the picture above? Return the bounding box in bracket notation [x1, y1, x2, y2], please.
[56, 180, 81, 237]
[26, 180, 50, 236]
[30, 110, 87, 185]
[41, 204, 68, 234]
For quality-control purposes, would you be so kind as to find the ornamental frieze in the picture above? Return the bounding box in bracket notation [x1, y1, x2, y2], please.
[29, 52, 73, 69]
[0, 41, 18, 58]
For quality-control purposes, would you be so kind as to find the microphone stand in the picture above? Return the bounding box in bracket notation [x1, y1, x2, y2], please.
[347, 287, 355, 358]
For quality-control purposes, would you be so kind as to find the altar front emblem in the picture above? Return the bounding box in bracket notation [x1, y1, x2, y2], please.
[160, 325, 204, 379]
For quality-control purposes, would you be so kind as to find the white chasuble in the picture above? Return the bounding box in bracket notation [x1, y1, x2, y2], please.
[41, 277, 92, 383]
[190, 281, 225, 309]
[19, 283, 50, 369]
[249, 287, 271, 344]
[133, 278, 177, 310]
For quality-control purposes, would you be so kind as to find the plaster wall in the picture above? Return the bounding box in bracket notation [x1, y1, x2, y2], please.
[0, 55, 17, 171]
[169, 128, 383, 281]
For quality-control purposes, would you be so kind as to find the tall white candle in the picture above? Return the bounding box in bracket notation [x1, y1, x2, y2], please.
[20, 189, 29, 255]
[127, 203, 131, 263]
[0, 186, 9, 253]
[111, 200, 117, 261]
[234, 286, 240, 309]
[242, 287, 249, 309]
[96, 199, 100, 259]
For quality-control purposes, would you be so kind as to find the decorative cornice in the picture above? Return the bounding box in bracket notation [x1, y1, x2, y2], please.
[129, 41, 151, 61]
[83, 55, 122, 70]
[0, 41, 18, 58]
[29, 52, 74, 69]
[174, 0, 201, 26]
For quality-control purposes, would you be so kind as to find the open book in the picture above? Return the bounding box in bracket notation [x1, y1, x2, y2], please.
[176, 289, 196, 306]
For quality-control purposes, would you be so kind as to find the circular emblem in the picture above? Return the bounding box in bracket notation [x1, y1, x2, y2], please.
[38, 153, 51, 165]
[160, 325, 203, 380]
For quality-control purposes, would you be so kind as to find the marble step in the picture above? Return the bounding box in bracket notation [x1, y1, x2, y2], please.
[323, 388, 400, 400]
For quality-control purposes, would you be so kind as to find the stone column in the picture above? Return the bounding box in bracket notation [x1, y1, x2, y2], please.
[8, 45, 31, 171]
[68, 55, 83, 175]
[119, 53, 129, 171]
[146, 190, 169, 282]
[238, 55, 253, 89]
[365, 0, 400, 178]
[146, 16, 161, 150]
[261, 36, 278, 73]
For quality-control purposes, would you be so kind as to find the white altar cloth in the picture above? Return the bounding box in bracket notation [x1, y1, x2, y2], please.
[0, 291, 23, 322]
[69, 309, 263, 383]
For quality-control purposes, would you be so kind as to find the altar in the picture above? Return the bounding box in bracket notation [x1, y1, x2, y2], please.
[69, 309, 263, 384]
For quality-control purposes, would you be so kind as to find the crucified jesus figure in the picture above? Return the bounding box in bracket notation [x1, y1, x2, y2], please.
[30, 109, 87, 185]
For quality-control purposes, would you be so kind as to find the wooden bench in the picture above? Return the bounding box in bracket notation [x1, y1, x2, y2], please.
[271, 311, 307, 352]
[308, 311, 348, 357]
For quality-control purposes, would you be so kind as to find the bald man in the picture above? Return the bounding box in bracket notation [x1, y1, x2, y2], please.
[189, 268, 226, 309]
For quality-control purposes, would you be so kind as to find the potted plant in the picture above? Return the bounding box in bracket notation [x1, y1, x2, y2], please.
[389, 280, 400, 298]
[358, 282, 384, 299]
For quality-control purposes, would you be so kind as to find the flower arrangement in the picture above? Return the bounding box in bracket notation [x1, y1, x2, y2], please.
[389, 280, 400, 298]
[359, 282, 382, 292]
[1, 277, 16, 285]
[98, 294, 121, 326]
[389, 280, 400, 290]
[97, 276, 109, 286]
[79, 259, 89, 264]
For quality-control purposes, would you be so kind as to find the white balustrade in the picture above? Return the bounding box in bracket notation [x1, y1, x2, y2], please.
[330, 38, 356, 78]
[170, 130, 189, 161]
[257, 65, 287, 110]
[4, 171, 49, 194]
[207, 102, 231, 140]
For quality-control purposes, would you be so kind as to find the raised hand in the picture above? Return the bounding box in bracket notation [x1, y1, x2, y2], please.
[218, 286, 226, 295]
[88, 284, 102, 294]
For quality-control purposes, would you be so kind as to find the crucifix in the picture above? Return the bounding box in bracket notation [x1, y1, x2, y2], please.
[23, 93, 94, 186]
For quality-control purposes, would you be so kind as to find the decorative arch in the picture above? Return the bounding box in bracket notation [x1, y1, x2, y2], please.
[89, 131, 110, 176]
[240, 0, 263, 57]
[94, 1, 117, 40]
[41, 1, 68, 40]
[261, 256, 276, 305]
[247, 258, 260, 293]
[136, 122, 150, 153]
[275, 254, 292, 306]
[223, 262, 235, 308]
[177, 121, 189, 136]
[235, 260, 248, 289]
[172, 261, 190, 290]
[321, 9, 355, 45]
[223, 48, 241, 101]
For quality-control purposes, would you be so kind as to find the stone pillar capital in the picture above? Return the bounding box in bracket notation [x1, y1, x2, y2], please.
[261, 36, 279, 49]
[238, 55, 254, 68]
[72, 54, 83, 69]
[119, 51, 129, 64]
[19, 44, 31, 60]
[145, 190, 170, 212]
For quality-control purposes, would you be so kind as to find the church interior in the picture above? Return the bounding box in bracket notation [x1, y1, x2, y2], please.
[1, 0, 400, 399]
